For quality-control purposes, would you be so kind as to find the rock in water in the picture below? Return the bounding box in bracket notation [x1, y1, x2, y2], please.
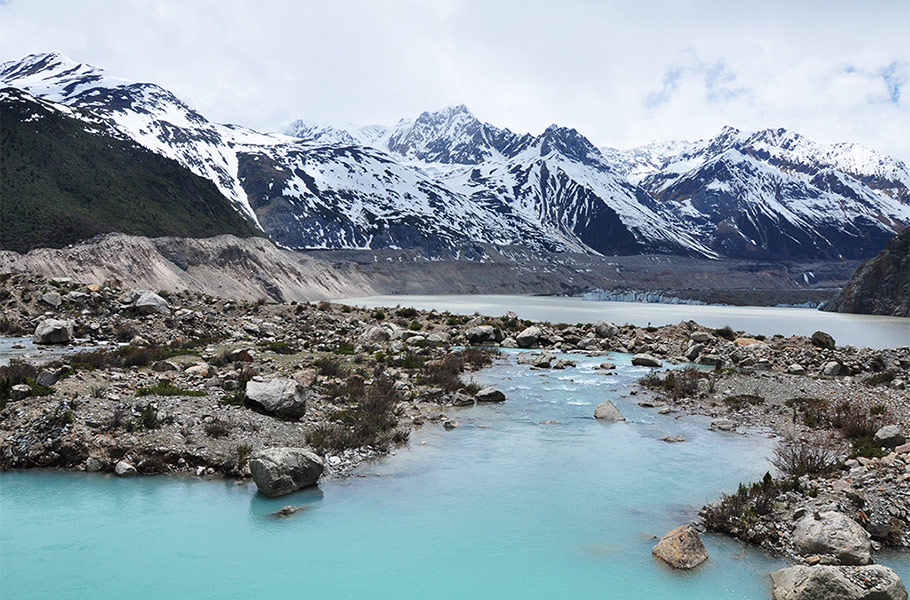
[273, 505, 307, 517]
[33, 319, 74, 344]
[594, 400, 625, 421]
[810, 330, 836, 349]
[770, 565, 907, 600]
[245, 378, 308, 419]
[475, 387, 506, 403]
[873, 425, 906, 449]
[135, 290, 171, 315]
[652, 524, 709, 569]
[793, 511, 872, 565]
[631, 354, 662, 367]
[249, 448, 324, 497]
[114, 460, 137, 477]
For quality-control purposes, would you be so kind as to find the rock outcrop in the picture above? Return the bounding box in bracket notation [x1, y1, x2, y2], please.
[770, 565, 907, 600]
[249, 447, 324, 497]
[822, 228, 910, 317]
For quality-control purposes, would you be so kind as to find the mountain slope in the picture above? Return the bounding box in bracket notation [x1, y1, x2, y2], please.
[821, 228, 910, 316]
[0, 88, 257, 253]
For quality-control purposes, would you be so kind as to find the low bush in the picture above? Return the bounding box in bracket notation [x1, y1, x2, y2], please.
[395, 307, 418, 318]
[714, 325, 736, 341]
[314, 356, 347, 378]
[638, 367, 707, 401]
[204, 418, 230, 438]
[306, 376, 403, 452]
[723, 394, 765, 409]
[701, 475, 801, 535]
[771, 434, 839, 478]
[136, 382, 206, 397]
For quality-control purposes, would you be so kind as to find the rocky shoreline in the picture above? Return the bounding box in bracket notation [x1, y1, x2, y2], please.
[2, 271, 908, 597]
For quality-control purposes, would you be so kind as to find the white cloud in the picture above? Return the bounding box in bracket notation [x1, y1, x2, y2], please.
[1, 0, 907, 160]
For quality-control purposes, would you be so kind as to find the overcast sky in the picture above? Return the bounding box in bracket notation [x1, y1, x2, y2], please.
[1, 0, 908, 160]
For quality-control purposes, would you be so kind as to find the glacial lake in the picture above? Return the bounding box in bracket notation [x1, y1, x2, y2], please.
[346, 295, 910, 350]
[5, 350, 907, 598]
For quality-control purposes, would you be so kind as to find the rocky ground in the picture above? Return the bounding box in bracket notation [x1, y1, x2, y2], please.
[2, 270, 909, 594]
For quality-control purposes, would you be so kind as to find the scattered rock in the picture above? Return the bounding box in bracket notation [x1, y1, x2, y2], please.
[873, 425, 906, 449]
[10, 384, 31, 401]
[631, 354, 662, 367]
[39, 291, 62, 308]
[595, 321, 618, 338]
[710, 418, 737, 432]
[652, 524, 709, 569]
[465, 325, 496, 345]
[249, 447, 324, 497]
[594, 400, 625, 421]
[770, 565, 907, 600]
[661, 435, 686, 443]
[135, 290, 171, 315]
[516, 326, 542, 348]
[35, 370, 58, 387]
[822, 361, 842, 376]
[787, 364, 807, 376]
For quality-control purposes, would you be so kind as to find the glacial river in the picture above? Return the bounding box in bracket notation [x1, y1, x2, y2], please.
[345, 295, 910, 350]
[4, 350, 906, 598]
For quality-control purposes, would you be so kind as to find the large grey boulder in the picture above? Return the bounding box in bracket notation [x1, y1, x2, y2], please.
[631, 354, 662, 367]
[475, 387, 506, 403]
[793, 511, 872, 565]
[39, 291, 62, 308]
[652, 524, 709, 569]
[811, 330, 836, 349]
[249, 448, 324, 497]
[516, 326, 542, 348]
[770, 565, 907, 600]
[135, 291, 170, 315]
[594, 400, 625, 421]
[873, 425, 906, 449]
[517, 351, 554, 368]
[33, 319, 74, 345]
[114, 460, 137, 477]
[245, 378, 308, 419]
[595, 321, 618, 338]
[465, 325, 496, 345]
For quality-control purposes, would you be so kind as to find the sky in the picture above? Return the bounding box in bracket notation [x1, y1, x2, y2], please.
[1, 0, 908, 160]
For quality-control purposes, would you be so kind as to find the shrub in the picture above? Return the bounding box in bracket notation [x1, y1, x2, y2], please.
[830, 402, 879, 439]
[334, 342, 356, 355]
[849, 437, 889, 459]
[864, 370, 897, 387]
[0, 359, 38, 406]
[395, 307, 418, 318]
[371, 310, 385, 321]
[771, 434, 839, 478]
[701, 476, 800, 535]
[236, 443, 253, 467]
[638, 367, 706, 401]
[256, 341, 298, 355]
[723, 394, 764, 409]
[714, 325, 736, 341]
[204, 418, 230, 438]
[139, 404, 159, 429]
[136, 382, 206, 397]
[306, 376, 403, 452]
[315, 356, 347, 378]
[408, 321, 422, 331]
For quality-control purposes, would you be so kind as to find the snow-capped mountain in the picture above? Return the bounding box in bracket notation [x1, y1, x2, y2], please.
[3, 52, 908, 261]
[634, 126, 910, 259]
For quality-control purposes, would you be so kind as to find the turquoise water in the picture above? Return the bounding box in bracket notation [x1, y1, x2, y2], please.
[0, 351, 866, 598]
[345, 295, 910, 349]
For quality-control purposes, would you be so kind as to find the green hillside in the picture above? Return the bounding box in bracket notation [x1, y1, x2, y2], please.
[0, 88, 258, 253]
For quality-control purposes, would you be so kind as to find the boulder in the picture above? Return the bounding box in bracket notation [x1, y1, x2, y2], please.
[475, 387, 506, 403]
[690, 331, 713, 343]
[249, 447, 324, 497]
[245, 378, 308, 419]
[518, 352, 554, 368]
[425, 333, 451, 347]
[33, 319, 74, 345]
[632, 354, 662, 367]
[135, 291, 170, 315]
[873, 425, 905, 449]
[770, 565, 907, 600]
[595, 321, 618, 338]
[652, 524, 709, 569]
[685, 343, 704, 361]
[362, 326, 391, 342]
[594, 400, 625, 421]
[516, 326, 542, 348]
[793, 511, 872, 565]
[788, 364, 807, 376]
[811, 330, 836, 349]
[35, 370, 58, 387]
[465, 325, 496, 345]
[114, 460, 137, 477]
[10, 384, 31, 401]
[500, 336, 519, 348]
